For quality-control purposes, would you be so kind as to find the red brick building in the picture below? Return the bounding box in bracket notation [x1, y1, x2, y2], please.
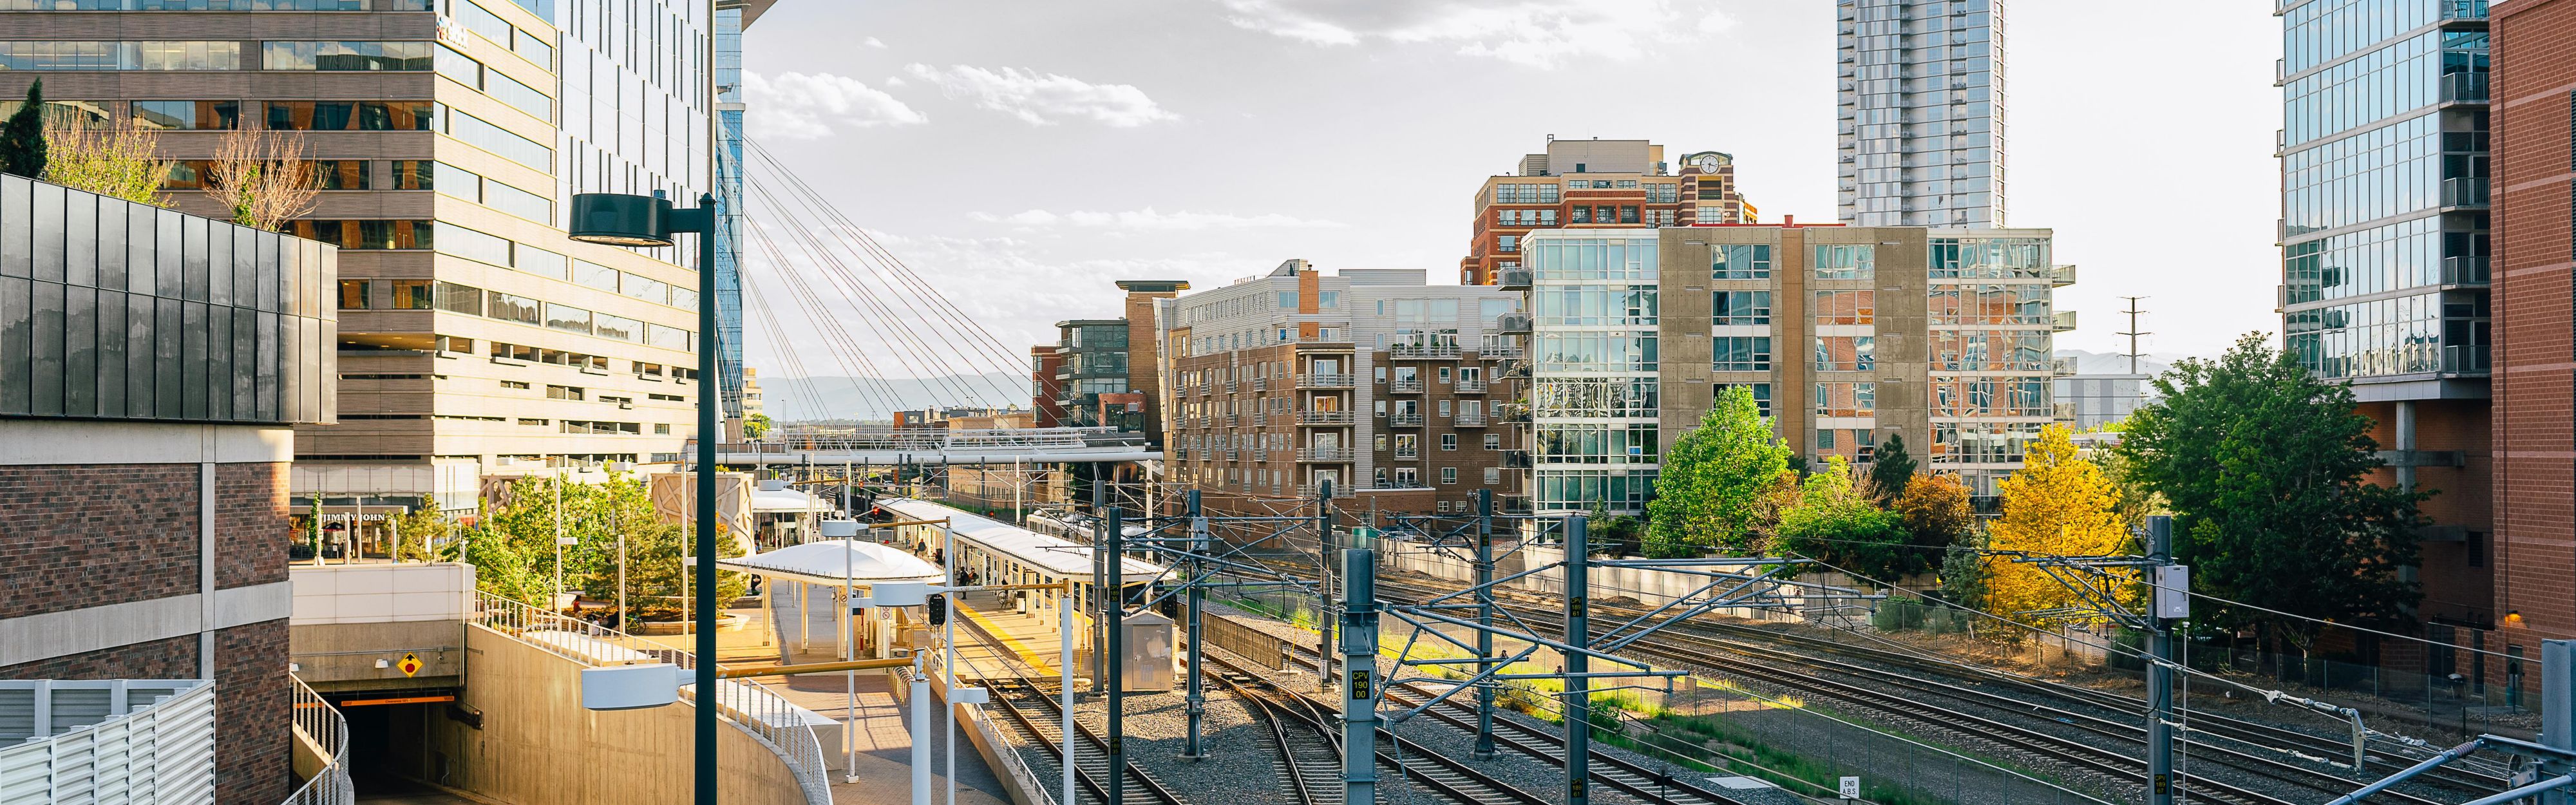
[2490, 0, 2576, 650]
[1030, 346, 1066, 428]
[1, 175, 337, 803]
[1457, 138, 1756, 285]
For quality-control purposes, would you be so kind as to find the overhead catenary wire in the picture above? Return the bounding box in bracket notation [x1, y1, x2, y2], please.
[741, 214, 921, 415]
[744, 137, 1034, 377]
[739, 274, 846, 420]
[741, 182, 981, 407]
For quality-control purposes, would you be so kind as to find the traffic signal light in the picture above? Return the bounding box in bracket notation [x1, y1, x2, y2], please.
[925, 594, 947, 626]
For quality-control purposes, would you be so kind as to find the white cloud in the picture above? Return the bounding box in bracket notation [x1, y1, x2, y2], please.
[863, 37, 887, 48]
[1215, 0, 1736, 68]
[900, 64, 1179, 127]
[743, 71, 926, 139]
[969, 207, 1343, 231]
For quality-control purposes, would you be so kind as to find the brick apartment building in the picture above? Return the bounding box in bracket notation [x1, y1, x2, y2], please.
[2490, 0, 2576, 652]
[1034, 281, 1186, 443]
[1458, 137, 1756, 285]
[1156, 260, 1526, 518]
[1, 175, 339, 803]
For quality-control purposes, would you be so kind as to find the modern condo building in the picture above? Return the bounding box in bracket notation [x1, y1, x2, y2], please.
[1457, 137, 1754, 286]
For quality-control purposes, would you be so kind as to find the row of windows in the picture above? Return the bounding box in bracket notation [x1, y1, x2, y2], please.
[2284, 216, 2485, 305]
[435, 162, 554, 224]
[1533, 422, 1659, 463]
[1531, 468, 1656, 515]
[453, 0, 556, 70]
[1815, 336, 1875, 371]
[1712, 245, 1771, 279]
[1533, 285, 1656, 327]
[2284, 113, 2476, 234]
[1531, 377, 1658, 418]
[1929, 285, 2052, 325]
[1931, 378, 2052, 418]
[1713, 336, 1770, 372]
[2284, 31, 2485, 146]
[1929, 237, 2052, 279]
[1535, 333, 1657, 374]
[2286, 292, 2490, 379]
[1490, 184, 1562, 204]
[1528, 237, 1656, 281]
[285, 217, 695, 313]
[432, 281, 693, 351]
[435, 44, 553, 120]
[2284, 0, 2483, 76]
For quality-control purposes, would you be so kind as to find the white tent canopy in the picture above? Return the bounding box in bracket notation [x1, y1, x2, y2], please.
[750, 488, 828, 513]
[717, 540, 945, 587]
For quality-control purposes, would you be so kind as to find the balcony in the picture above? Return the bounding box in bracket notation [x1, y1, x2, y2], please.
[1253, 449, 1267, 463]
[2052, 357, 2081, 376]
[2054, 401, 2080, 422]
[1479, 343, 1524, 359]
[2442, 176, 2490, 208]
[1296, 373, 1356, 388]
[1454, 412, 1488, 427]
[1455, 378, 1488, 393]
[2445, 344, 2491, 375]
[1495, 403, 1531, 424]
[1498, 267, 1533, 290]
[1224, 413, 1238, 426]
[1226, 449, 1240, 461]
[2443, 256, 2491, 285]
[1388, 412, 1426, 427]
[1296, 483, 1354, 498]
[1298, 410, 1355, 425]
[1224, 381, 1238, 393]
[2052, 310, 2078, 332]
[1501, 449, 1532, 468]
[2050, 263, 2078, 287]
[1499, 361, 1531, 380]
[1394, 449, 1420, 460]
[1497, 313, 1532, 334]
[1298, 447, 1356, 462]
[1173, 448, 1189, 460]
[2441, 71, 2489, 104]
[1253, 377, 1269, 392]
[1390, 379, 1426, 393]
[1391, 343, 1464, 359]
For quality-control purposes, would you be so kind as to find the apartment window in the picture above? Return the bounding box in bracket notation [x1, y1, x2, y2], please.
[337, 279, 370, 310]
[1437, 366, 1452, 381]
[1441, 434, 1457, 451]
[392, 160, 432, 190]
[1484, 433, 1501, 450]
[1712, 337, 1772, 372]
[1717, 383, 1772, 418]
[1570, 207, 1591, 224]
[1594, 205, 1614, 223]
[1813, 244, 1876, 279]
[285, 220, 433, 250]
[1395, 468, 1419, 486]
[1497, 234, 1517, 252]
[1815, 382, 1877, 417]
[1712, 245, 1771, 279]
[1484, 467, 1502, 484]
[1441, 468, 1459, 484]
[1278, 291, 1298, 309]
[500, 380, 529, 390]
[131, 100, 236, 129]
[1815, 290, 1876, 325]
[435, 282, 482, 315]
[1375, 435, 1388, 451]
[654, 424, 671, 435]
[1712, 290, 1771, 325]
[265, 100, 435, 131]
[0, 41, 241, 70]
[1619, 205, 1639, 224]
[1815, 336, 1877, 371]
[1437, 400, 1452, 415]
[261, 41, 433, 71]
[545, 385, 584, 401]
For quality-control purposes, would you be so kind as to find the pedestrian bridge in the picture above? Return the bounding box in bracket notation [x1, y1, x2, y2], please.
[702, 426, 1161, 467]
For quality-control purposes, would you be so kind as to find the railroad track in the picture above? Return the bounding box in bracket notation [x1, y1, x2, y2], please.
[960, 617, 1187, 805]
[1202, 650, 1551, 805]
[1370, 577, 2491, 805]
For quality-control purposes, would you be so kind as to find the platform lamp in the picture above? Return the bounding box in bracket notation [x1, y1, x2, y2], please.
[569, 191, 720, 805]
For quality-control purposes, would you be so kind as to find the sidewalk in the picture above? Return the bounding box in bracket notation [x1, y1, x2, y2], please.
[635, 585, 1009, 805]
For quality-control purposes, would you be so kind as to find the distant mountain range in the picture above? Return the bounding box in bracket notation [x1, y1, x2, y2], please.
[2054, 348, 2182, 377]
[759, 372, 1026, 422]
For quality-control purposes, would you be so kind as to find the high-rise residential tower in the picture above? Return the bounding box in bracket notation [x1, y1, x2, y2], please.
[2277, 0, 2495, 629]
[1457, 137, 1754, 286]
[714, 0, 777, 437]
[1836, 0, 2008, 227]
[0, 0, 723, 524]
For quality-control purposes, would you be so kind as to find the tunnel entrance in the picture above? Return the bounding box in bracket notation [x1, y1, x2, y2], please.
[328, 692, 459, 800]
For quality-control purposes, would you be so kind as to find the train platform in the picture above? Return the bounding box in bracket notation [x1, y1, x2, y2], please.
[949, 591, 1076, 682]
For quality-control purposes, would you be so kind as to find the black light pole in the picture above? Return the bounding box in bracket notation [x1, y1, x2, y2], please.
[569, 191, 721, 805]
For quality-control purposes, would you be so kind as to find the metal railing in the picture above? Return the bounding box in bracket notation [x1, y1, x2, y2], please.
[283, 675, 352, 805]
[1387, 413, 1425, 427]
[1252, 377, 1269, 391]
[2445, 344, 2491, 374]
[2443, 176, 2490, 207]
[1, 679, 218, 804]
[2050, 263, 2078, 286]
[2051, 310, 2078, 332]
[1294, 484, 1354, 498]
[2441, 70, 2488, 103]
[471, 592, 834, 805]
[738, 426, 1139, 453]
[1390, 343, 1463, 359]
[2443, 256, 2491, 285]
[1295, 373, 1354, 388]
[932, 654, 1058, 805]
[1389, 379, 1425, 393]
[1496, 312, 1532, 334]
[1296, 447, 1355, 462]
[1454, 379, 1487, 393]
[1296, 410, 1354, 424]
[1454, 412, 1488, 427]
[1497, 267, 1533, 289]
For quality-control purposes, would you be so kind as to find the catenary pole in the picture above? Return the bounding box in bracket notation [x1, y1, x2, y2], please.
[1316, 478, 1334, 691]
[1564, 514, 1591, 805]
[1339, 547, 1379, 805]
[1181, 489, 1207, 759]
[1473, 488, 1497, 759]
[1104, 498, 1126, 805]
[2147, 515, 2177, 804]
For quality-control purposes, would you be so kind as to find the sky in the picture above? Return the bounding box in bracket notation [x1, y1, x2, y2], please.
[734, 0, 2282, 383]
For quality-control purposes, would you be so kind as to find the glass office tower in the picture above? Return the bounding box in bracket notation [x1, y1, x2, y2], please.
[712, 1, 755, 428]
[1836, 0, 2009, 227]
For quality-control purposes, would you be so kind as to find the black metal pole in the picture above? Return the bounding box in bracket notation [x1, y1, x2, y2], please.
[1316, 477, 1334, 691]
[1473, 488, 1497, 759]
[1182, 489, 1206, 759]
[692, 193, 719, 805]
[1104, 500, 1126, 805]
[1564, 514, 1589, 805]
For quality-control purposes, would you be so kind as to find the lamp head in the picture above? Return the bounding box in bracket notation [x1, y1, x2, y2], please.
[569, 193, 677, 247]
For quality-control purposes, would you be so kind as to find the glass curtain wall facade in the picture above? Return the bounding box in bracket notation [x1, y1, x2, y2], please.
[1056, 320, 1131, 428]
[1927, 233, 2060, 499]
[712, 1, 747, 425]
[2279, 0, 2492, 386]
[1837, 0, 2008, 227]
[1526, 229, 1662, 514]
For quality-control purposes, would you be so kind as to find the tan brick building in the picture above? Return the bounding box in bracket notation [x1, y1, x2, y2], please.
[1157, 261, 1526, 518]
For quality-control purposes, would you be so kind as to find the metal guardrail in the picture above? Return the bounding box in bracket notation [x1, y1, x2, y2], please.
[1390, 344, 1463, 359]
[1, 679, 217, 804]
[1388, 413, 1425, 427]
[1294, 373, 1354, 388]
[470, 593, 834, 805]
[1454, 379, 1487, 393]
[1390, 379, 1425, 393]
[283, 674, 353, 805]
[1296, 447, 1354, 462]
[1296, 410, 1354, 424]
[1202, 614, 1287, 671]
[734, 426, 1140, 453]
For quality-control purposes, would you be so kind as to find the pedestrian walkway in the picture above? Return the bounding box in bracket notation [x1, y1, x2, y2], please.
[655, 588, 1008, 805]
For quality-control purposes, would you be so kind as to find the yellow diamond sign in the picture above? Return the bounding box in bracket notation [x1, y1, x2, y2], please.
[397, 652, 422, 677]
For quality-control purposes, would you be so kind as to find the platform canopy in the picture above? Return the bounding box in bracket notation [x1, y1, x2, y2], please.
[750, 487, 828, 513]
[717, 540, 945, 587]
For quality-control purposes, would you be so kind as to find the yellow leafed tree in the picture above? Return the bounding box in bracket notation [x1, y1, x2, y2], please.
[1983, 424, 2136, 628]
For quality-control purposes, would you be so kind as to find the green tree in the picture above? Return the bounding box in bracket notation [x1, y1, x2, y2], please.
[2116, 334, 2423, 650]
[744, 413, 773, 439]
[43, 124, 169, 205]
[1868, 433, 1917, 502]
[388, 494, 453, 562]
[1937, 531, 1992, 612]
[1776, 457, 1909, 580]
[1645, 386, 1795, 557]
[1, 80, 48, 178]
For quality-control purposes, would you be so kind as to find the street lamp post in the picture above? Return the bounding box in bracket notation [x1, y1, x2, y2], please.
[569, 191, 721, 805]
